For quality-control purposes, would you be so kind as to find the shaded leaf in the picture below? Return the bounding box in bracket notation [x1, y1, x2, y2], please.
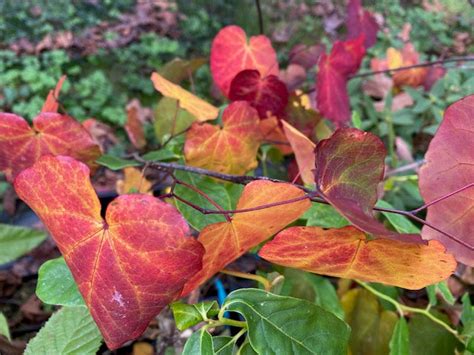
[184, 101, 261, 175]
[210, 25, 279, 97]
[0, 312, 10, 341]
[0, 112, 101, 181]
[14, 156, 204, 349]
[41, 75, 66, 113]
[125, 99, 147, 149]
[154, 97, 196, 144]
[346, 0, 379, 49]
[151, 72, 218, 121]
[116, 167, 152, 195]
[182, 329, 214, 355]
[181, 180, 310, 296]
[259, 116, 292, 155]
[171, 301, 218, 331]
[389, 317, 409, 355]
[24, 307, 102, 355]
[259, 226, 456, 289]
[315, 128, 423, 244]
[159, 57, 207, 84]
[0, 224, 47, 265]
[229, 70, 289, 118]
[376, 200, 420, 234]
[95, 154, 141, 170]
[304, 203, 350, 229]
[36, 257, 84, 307]
[419, 95, 474, 265]
[223, 288, 350, 355]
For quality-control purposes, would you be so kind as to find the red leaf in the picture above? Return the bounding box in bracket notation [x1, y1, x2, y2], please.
[229, 69, 289, 119]
[346, 0, 379, 49]
[419, 95, 474, 265]
[259, 226, 456, 289]
[181, 180, 310, 296]
[125, 99, 147, 149]
[14, 156, 204, 349]
[210, 25, 279, 97]
[315, 128, 424, 244]
[316, 37, 365, 125]
[41, 75, 66, 113]
[0, 113, 101, 181]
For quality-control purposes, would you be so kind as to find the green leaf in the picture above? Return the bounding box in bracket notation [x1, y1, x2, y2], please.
[171, 301, 218, 331]
[174, 169, 242, 231]
[213, 336, 235, 355]
[0, 224, 47, 265]
[154, 97, 196, 144]
[376, 200, 420, 234]
[95, 154, 140, 170]
[36, 257, 84, 306]
[462, 293, 474, 325]
[0, 312, 11, 341]
[437, 281, 455, 305]
[280, 269, 344, 319]
[223, 288, 350, 355]
[343, 289, 398, 355]
[24, 307, 102, 355]
[182, 329, 214, 355]
[426, 284, 438, 306]
[408, 312, 461, 355]
[389, 317, 409, 355]
[142, 149, 180, 162]
[304, 203, 350, 229]
[239, 341, 258, 355]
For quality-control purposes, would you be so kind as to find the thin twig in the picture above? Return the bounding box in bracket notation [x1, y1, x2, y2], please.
[255, 0, 264, 35]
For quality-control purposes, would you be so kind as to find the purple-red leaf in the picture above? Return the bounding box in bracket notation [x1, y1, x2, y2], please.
[419, 95, 474, 265]
[346, 0, 379, 49]
[229, 69, 289, 119]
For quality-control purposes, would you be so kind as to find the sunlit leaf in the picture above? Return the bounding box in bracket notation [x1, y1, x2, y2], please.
[210, 25, 279, 97]
[151, 72, 218, 122]
[181, 180, 310, 296]
[41, 75, 67, 113]
[419, 95, 474, 265]
[115, 167, 152, 195]
[0, 312, 10, 341]
[14, 156, 204, 349]
[0, 112, 101, 181]
[184, 101, 262, 175]
[259, 226, 456, 289]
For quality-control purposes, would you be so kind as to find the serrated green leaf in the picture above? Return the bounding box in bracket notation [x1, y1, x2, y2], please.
[223, 288, 350, 355]
[304, 203, 350, 229]
[95, 154, 140, 170]
[0, 312, 11, 341]
[24, 307, 102, 355]
[376, 200, 420, 234]
[182, 329, 214, 355]
[0, 224, 47, 265]
[36, 257, 84, 306]
[174, 168, 242, 231]
[171, 301, 218, 331]
[390, 317, 409, 355]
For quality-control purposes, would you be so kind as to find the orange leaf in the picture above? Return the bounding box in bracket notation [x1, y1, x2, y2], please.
[181, 180, 311, 296]
[41, 75, 66, 113]
[259, 226, 456, 289]
[0, 112, 101, 181]
[116, 167, 152, 195]
[210, 25, 279, 97]
[281, 120, 315, 185]
[184, 101, 261, 175]
[259, 116, 293, 155]
[14, 156, 204, 349]
[151, 72, 218, 121]
[125, 99, 147, 149]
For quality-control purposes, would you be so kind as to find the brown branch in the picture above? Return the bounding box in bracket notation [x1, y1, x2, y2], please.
[255, 0, 264, 35]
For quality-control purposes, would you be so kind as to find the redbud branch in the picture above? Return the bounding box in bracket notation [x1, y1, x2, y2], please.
[255, 0, 264, 35]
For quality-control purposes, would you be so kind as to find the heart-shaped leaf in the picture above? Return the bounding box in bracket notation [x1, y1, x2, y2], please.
[0, 112, 101, 181]
[151, 72, 218, 121]
[419, 95, 474, 265]
[211, 25, 279, 97]
[181, 180, 310, 296]
[184, 101, 262, 175]
[259, 226, 455, 289]
[223, 288, 350, 355]
[228, 69, 289, 118]
[346, 0, 379, 49]
[315, 128, 423, 244]
[14, 156, 204, 349]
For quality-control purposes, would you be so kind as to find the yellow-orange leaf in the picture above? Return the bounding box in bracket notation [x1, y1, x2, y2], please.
[259, 116, 293, 155]
[151, 72, 218, 122]
[259, 226, 456, 289]
[184, 101, 261, 175]
[116, 167, 152, 195]
[281, 120, 316, 185]
[181, 180, 311, 295]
